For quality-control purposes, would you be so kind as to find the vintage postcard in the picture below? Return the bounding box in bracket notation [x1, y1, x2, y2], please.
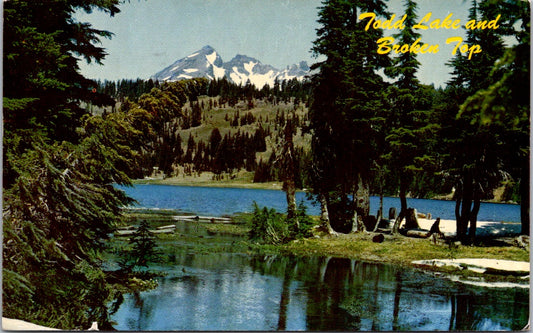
[3, 0, 530, 331]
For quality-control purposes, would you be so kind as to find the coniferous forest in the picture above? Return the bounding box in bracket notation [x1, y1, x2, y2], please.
[2, 0, 530, 330]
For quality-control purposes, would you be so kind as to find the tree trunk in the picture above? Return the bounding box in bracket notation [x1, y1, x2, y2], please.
[454, 191, 463, 237]
[520, 160, 530, 235]
[373, 209, 382, 232]
[373, 192, 384, 232]
[468, 185, 481, 242]
[319, 193, 335, 235]
[350, 210, 361, 233]
[392, 210, 405, 235]
[455, 175, 473, 242]
[404, 208, 420, 229]
[379, 192, 384, 220]
[285, 178, 298, 227]
[355, 173, 370, 217]
[281, 115, 298, 231]
[352, 173, 369, 232]
[399, 178, 408, 215]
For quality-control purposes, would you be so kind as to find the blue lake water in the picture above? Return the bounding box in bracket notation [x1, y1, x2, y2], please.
[111, 254, 529, 331]
[117, 184, 521, 222]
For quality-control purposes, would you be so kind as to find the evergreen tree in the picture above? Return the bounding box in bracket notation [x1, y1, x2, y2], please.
[3, 0, 120, 144]
[192, 140, 204, 171]
[308, 0, 390, 233]
[208, 128, 223, 157]
[443, 0, 511, 241]
[383, 0, 438, 231]
[129, 221, 161, 268]
[3, 111, 146, 328]
[1, 0, 152, 329]
[458, 0, 530, 235]
[183, 134, 196, 163]
[277, 116, 299, 230]
[191, 100, 202, 127]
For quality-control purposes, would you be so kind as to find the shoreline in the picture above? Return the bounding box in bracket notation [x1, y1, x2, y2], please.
[132, 177, 519, 205]
[133, 176, 284, 191]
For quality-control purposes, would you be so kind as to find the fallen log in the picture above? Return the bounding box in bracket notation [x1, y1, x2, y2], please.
[404, 229, 430, 238]
[172, 215, 197, 220]
[514, 235, 529, 249]
[115, 229, 136, 236]
[172, 215, 233, 223]
[114, 227, 175, 236]
[484, 267, 530, 276]
[401, 218, 443, 239]
[117, 225, 136, 230]
[156, 224, 176, 230]
[150, 228, 175, 234]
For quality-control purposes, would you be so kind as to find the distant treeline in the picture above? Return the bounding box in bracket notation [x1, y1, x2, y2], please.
[96, 76, 311, 105]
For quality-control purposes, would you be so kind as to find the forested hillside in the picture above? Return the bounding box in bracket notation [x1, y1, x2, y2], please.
[94, 77, 314, 187]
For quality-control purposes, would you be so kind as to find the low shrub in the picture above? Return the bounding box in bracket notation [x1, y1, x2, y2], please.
[249, 201, 316, 244]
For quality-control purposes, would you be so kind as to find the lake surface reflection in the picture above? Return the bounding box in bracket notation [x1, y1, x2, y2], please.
[111, 253, 528, 331]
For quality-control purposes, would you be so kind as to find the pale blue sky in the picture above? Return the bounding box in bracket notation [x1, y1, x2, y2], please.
[76, 0, 480, 87]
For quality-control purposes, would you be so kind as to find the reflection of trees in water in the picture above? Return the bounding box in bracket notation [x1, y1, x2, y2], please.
[249, 255, 299, 330]
[392, 270, 402, 330]
[304, 258, 395, 330]
[268, 255, 528, 331]
[116, 253, 529, 331]
[276, 256, 295, 330]
[129, 291, 156, 331]
[449, 290, 529, 331]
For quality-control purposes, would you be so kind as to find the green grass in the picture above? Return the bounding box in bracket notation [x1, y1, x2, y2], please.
[283, 233, 529, 265]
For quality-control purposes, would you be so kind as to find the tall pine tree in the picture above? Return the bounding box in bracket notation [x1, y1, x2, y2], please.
[309, 0, 390, 233]
[2, 0, 154, 329]
[443, 0, 510, 242]
[384, 0, 438, 231]
[458, 0, 530, 235]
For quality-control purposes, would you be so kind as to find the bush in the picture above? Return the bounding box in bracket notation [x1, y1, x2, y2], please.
[249, 201, 316, 244]
[291, 200, 315, 239]
[249, 202, 290, 244]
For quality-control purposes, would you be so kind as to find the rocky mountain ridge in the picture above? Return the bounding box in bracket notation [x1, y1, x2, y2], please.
[152, 45, 310, 88]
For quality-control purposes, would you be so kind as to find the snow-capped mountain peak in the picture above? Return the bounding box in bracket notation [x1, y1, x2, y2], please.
[152, 46, 309, 88]
[153, 45, 225, 81]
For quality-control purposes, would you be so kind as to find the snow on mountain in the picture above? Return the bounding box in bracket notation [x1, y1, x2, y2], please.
[278, 61, 311, 81]
[152, 45, 309, 88]
[153, 45, 225, 82]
